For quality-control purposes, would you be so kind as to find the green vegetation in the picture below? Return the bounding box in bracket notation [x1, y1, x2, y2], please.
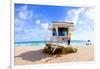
[43, 46, 77, 55]
[61, 47, 77, 54]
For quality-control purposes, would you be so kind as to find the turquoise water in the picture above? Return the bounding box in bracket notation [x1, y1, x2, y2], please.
[15, 40, 89, 47]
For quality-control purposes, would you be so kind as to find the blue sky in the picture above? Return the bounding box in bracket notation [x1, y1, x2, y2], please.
[14, 3, 95, 42]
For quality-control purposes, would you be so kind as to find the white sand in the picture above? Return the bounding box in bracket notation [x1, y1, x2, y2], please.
[15, 46, 94, 65]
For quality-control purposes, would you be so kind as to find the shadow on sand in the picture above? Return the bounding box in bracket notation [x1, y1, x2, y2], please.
[15, 49, 54, 62]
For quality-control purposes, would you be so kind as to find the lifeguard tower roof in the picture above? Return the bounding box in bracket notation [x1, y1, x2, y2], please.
[52, 21, 73, 24]
[52, 21, 74, 28]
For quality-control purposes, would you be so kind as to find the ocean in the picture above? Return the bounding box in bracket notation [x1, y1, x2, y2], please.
[15, 40, 90, 47]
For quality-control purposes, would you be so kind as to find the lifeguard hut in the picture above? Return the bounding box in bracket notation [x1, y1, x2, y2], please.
[44, 21, 74, 54]
[50, 21, 73, 43]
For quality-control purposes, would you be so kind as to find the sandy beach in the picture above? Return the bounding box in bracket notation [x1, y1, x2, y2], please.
[15, 45, 94, 65]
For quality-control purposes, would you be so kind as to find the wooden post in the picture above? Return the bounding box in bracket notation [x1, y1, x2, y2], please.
[56, 27, 58, 36]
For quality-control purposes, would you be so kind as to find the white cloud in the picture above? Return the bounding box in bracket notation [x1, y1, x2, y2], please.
[15, 5, 33, 33]
[14, 18, 25, 32]
[66, 7, 95, 25]
[41, 23, 49, 30]
[21, 27, 50, 41]
[35, 19, 41, 24]
[66, 7, 95, 41]
[66, 8, 85, 24]
[35, 19, 49, 30]
[85, 7, 95, 20]
[18, 5, 33, 20]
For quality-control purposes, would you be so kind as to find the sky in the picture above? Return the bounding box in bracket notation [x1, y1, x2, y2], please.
[14, 3, 95, 42]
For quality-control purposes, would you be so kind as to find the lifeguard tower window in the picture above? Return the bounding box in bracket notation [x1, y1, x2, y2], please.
[52, 28, 57, 36]
[58, 28, 68, 36]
